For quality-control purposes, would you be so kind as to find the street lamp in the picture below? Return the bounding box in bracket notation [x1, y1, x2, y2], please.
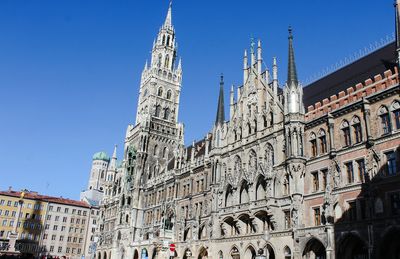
[255, 248, 266, 259]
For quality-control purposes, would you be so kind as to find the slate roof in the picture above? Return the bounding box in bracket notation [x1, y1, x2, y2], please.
[303, 42, 397, 108]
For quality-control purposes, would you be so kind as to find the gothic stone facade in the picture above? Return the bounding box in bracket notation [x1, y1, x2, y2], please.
[95, 3, 400, 259]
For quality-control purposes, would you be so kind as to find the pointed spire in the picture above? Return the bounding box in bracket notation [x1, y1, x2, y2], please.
[109, 145, 117, 171]
[395, 0, 400, 65]
[287, 27, 298, 86]
[273, 57, 278, 96]
[144, 60, 148, 70]
[164, 1, 173, 29]
[177, 57, 182, 70]
[215, 74, 225, 126]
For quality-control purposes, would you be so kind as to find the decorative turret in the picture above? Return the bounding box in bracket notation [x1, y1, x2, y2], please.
[243, 49, 248, 84]
[108, 145, 118, 172]
[272, 57, 278, 96]
[215, 74, 225, 126]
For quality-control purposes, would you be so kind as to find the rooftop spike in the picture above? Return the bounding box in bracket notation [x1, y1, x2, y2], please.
[109, 145, 117, 171]
[164, 1, 173, 29]
[215, 74, 225, 126]
[395, 0, 400, 65]
[287, 26, 299, 86]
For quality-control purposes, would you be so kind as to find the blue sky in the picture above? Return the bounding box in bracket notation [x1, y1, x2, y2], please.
[0, 0, 394, 199]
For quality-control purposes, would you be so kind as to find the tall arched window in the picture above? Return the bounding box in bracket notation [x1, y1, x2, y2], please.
[166, 89, 172, 100]
[162, 35, 165, 45]
[163, 108, 170, 120]
[318, 129, 327, 154]
[391, 101, 400, 130]
[162, 147, 167, 159]
[153, 145, 158, 156]
[269, 111, 274, 126]
[166, 35, 170, 46]
[157, 87, 163, 97]
[164, 54, 170, 69]
[283, 174, 290, 196]
[155, 105, 161, 117]
[157, 54, 162, 68]
[378, 106, 391, 135]
[341, 120, 351, 147]
[309, 132, 317, 157]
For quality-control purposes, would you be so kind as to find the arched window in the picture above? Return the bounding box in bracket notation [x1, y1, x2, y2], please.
[351, 116, 363, 143]
[263, 115, 267, 127]
[166, 89, 172, 100]
[269, 111, 274, 126]
[162, 147, 167, 159]
[266, 144, 274, 166]
[164, 54, 170, 69]
[247, 122, 252, 135]
[309, 132, 317, 157]
[390, 101, 400, 130]
[157, 87, 163, 97]
[163, 108, 170, 120]
[157, 54, 162, 68]
[166, 35, 170, 46]
[153, 145, 158, 156]
[284, 246, 292, 259]
[378, 106, 391, 135]
[254, 119, 257, 133]
[341, 120, 351, 147]
[162, 35, 165, 45]
[318, 129, 327, 153]
[155, 105, 161, 117]
[283, 174, 290, 196]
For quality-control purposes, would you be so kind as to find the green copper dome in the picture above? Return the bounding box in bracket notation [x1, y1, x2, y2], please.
[92, 152, 110, 162]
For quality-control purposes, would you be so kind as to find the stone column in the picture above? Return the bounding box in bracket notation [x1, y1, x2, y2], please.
[328, 114, 336, 155]
[363, 99, 373, 145]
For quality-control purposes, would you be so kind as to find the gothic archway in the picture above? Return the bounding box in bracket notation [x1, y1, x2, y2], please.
[230, 246, 240, 259]
[380, 228, 400, 259]
[302, 238, 326, 259]
[198, 247, 208, 259]
[244, 245, 256, 259]
[337, 233, 368, 259]
[265, 244, 275, 259]
[133, 249, 139, 259]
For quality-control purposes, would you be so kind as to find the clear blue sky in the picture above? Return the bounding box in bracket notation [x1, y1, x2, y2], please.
[0, 0, 394, 199]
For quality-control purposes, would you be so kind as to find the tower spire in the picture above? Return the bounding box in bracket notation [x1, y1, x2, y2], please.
[109, 145, 117, 171]
[164, 1, 173, 29]
[287, 27, 298, 86]
[395, 0, 400, 66]
[215, 74, 225, 126]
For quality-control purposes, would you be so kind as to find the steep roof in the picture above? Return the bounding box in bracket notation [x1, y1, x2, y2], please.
[303, 42, 397, 108]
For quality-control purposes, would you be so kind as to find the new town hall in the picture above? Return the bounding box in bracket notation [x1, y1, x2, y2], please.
[88, 2, 400, 259]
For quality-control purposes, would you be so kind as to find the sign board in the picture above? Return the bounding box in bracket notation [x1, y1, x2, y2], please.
[169, 243, 176, 252]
